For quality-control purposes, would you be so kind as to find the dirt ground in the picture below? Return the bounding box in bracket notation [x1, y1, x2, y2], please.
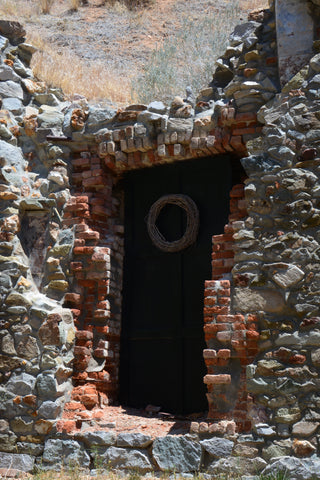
[22, 0, 268, 82]
[61, 403, 210, 438]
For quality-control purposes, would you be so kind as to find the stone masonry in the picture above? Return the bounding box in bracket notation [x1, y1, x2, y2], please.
[3, 0, 320, 476]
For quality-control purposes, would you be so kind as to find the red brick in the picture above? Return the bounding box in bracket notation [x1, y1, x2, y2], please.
[74, 346, 91, 356]
[246, 330, 260, 340]
[204, 297, 216, 306]
[82, 176, 104, 187]
[266, 56, 277, 64]
[95, 326, 109, 335]
[56, 420, 77, 434]
[217, 349, 231, 359]
[91, 156, 101, 164]
[217, 331, 232, 342]
[204, 280, 218, 288]
[204, 306, 229, 315]
[212, 250, 234, 259]
[64, 293, 82, 305]
[216, 314, 234, 323]
[77, 231, 100, 241]
[78, 280, 97, 288]
[70, 262, 83, 271]
[204, 316, 214, 324]
[219, 297, 231, 305]
[72, 158, 91, 168]
[224, 224, 234, 234]
[74, 196, 90, 203]
[92, 169, 104, 177]
[211, 267, 232, 276]
[213, 234, 234, 243]
[80, 394, 99, 409]
[212, 259, 224, 267]
[64, 401, 86, 411]
[73, 246, 95, 255]
[204, 374, 231, 385]
[73, 239, 85, 247]
[235, 112, 257, 123]
[218, 288, 231, 296]
[204, 324, 218, 334]
[233, 322, 246, 331]
[230, 184, 245, 196]
[92, 252, 109, 261]
[62, 218, 85, 227]
[75, 330, 94, 341]
[134, 150, 141, 164]
[104, 155, 116, 171]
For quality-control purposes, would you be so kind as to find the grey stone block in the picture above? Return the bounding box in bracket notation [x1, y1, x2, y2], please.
[153, 436, 202, 472]
[100, 446, 152, 472]
[200, 437, 234, 458]
[76, 431, 117, 447]
[0, 452, 35, 472]
[262, 456, 320, 480]
[117, 432, 152, 448]
[42, 439, 90, 469]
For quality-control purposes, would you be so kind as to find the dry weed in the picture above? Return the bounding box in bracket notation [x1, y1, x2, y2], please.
[132, 1, 243, 104]
[69, 0, 81, 11]
[240, 0, 269, 10]
[0, 0, 36, 19]
[39, 0, 55, 14]
[28, 31, 132, 104]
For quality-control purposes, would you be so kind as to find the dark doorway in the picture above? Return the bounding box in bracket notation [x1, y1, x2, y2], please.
[120, 156, 232, 414]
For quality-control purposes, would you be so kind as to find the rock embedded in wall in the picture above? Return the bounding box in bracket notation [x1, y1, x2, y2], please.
[234, 48, 320, 440]
[0, 20, 76, 453]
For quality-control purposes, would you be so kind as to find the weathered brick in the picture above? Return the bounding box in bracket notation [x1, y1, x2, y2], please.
[203, 374, 231, 385]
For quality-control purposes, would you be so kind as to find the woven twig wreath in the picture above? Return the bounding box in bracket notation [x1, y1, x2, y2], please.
[147, 194, 199, 252]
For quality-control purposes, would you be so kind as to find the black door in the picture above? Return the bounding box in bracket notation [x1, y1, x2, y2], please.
[120, 156, 232, 414]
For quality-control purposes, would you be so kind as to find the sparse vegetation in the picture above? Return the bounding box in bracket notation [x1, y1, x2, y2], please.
[39, 0, 55, 14]
[0, 0, 35, 18]
[21, 467, 290, 480]
[131, 2, 242, 103]
[28, 31, 131, 104]
[0, 0, 268, 104]
[0, 0, 269, 104]
[70, 0, 81, 11]
[258, 471, 289, 480]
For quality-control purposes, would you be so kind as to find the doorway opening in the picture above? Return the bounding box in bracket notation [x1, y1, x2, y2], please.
[120, 155, 237, 414]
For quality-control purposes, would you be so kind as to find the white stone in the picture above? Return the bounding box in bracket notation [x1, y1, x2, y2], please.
[233, 288, 285, 313]
[272, 264, 304, 288]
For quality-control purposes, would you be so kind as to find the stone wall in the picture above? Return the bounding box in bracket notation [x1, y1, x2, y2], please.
[3, 0, 320, 473]
[0, 21, 75, 454]
[236, 49, 320, 447]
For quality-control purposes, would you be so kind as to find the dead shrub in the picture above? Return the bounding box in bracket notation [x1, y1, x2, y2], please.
[39, 0, 55, 14]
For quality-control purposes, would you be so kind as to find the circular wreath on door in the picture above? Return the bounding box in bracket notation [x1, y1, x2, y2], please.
[147, 194, 199, 252]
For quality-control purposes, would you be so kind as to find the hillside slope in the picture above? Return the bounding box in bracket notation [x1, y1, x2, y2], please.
[0, 0, 268, 103]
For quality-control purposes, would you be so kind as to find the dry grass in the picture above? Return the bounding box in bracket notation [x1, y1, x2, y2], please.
[28, 32, 132, 104]
[25, 468, 286, 480]
[241, 0, 269, 10]
[0, 0, 270, 104]
[131, 1, 244, 103]
[39, 0, 55, 14]
[69, 0, 81, 11]
[0, 0, 36, 18]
